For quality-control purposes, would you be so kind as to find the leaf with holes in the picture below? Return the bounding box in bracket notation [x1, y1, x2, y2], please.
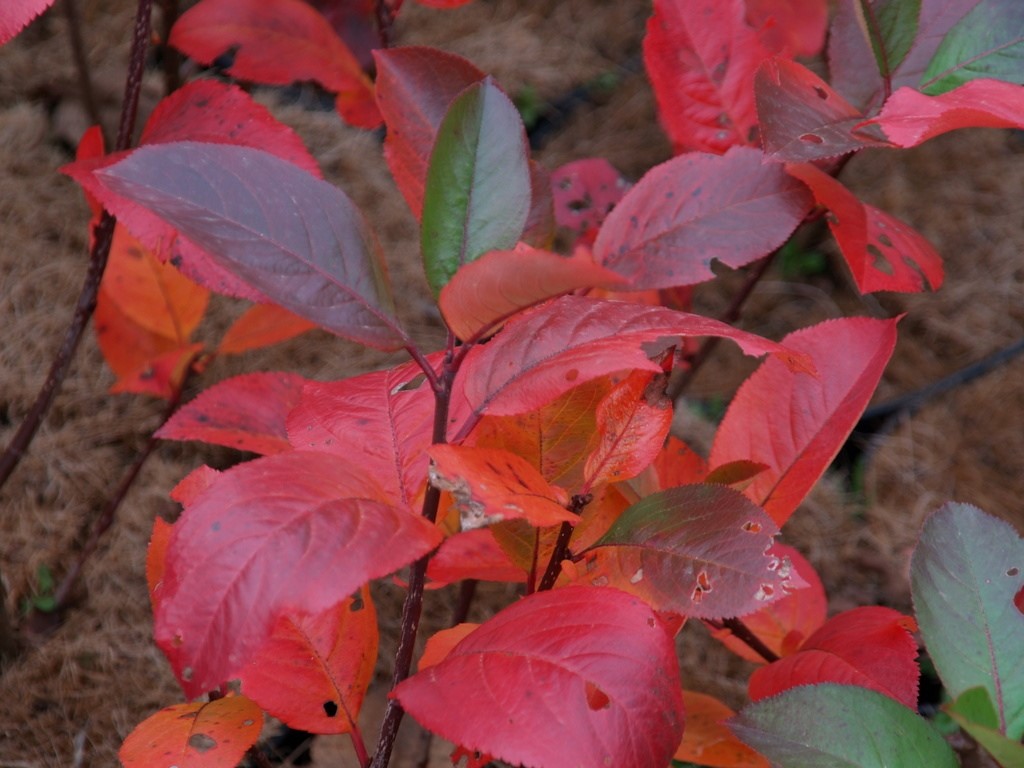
[730, 684, 959, 767]
[593, 147, 812, 289]
[644, 0, 771, 154]
[709, 544, 827, 663]
[155, 451, 442, 697]
[421, 78, 531, 295]
[440, 243, 626, 341]
[286, 360, 435, 510]
[393, 586, 684, 768]
[583, 370, 673, 492]
[921, 0, 1024, 93]
[787, 163, 943, 293]
[428, 445, 574, 529]
[550, 158, 631, 246]
[859, 79, 1024, 148]
[94, 142, 405, 350]
[170, 0, 379, 127]
[240, 587, 376, 734]
[710, 317, 898, 526]
[119, 695, 263, 768]
[0, 0, 54, 45]
[453, 295, 813, 427]
[755, 58, 887, 162]
[675, 690, 769, 768]
[748, 606, 920, 708]
[577, 484, 798, 619]
[911, 502, 1024, 738]
[157, 372, 306, 455]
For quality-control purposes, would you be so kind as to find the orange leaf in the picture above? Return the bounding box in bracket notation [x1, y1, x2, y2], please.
[218, 303, 318, 355]
[439, 243, 626, 340]
[119, 695, 263, 768]
[146, 517, 173, 611]
[675, 690, 769, 768]
[418, 623, 479, 671]
[583, 370, 673, 491]
[428, 445, 575, 529]
[630, 436, 709, 497]
[240, 587, 377, 734]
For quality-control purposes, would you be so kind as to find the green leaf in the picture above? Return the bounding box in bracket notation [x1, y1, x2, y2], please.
[921, 0, 1024, 94]
[857, 0, 920, 80]
[730, 684, 959, 767]
[910, 502, 1024, 738]
[946, 687, 1024, 768]
[421, 78, 531, 296]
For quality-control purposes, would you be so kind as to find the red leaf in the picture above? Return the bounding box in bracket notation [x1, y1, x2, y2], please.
[709, 544, 827, 663]
[583, 370, 673, 491]
[755, 58, 887, 162]
[644, 0, 772, 154]
[119, 695, 263, 768]
[155, 451, 442, 697]
[675, 690, 770, 767]
[630, 436, 709, 497]
[170, 465, 221, 507]
[393, 586, 684, 768]
[218, 303, 317, 355]
[428, 445, 575, 529]
[146, 517, 173, 611]
[551, 158, 631, 246]
[374, 47, 485, 217]
[748, 606, 920, 708]
[426, 528, 527, 586]
[593, 147, 813, 289]
[241, 587, 377, 734]
[859, 79, 1024, 148]
[453, 295, 813, 426]
[305, 0, 376, 70]
[93, 142, 406, 350]
[414, 0, 473, 7]
[786, 162, 944, 293]
[439, 243, 626, 340]
[170, 0, 380, 128]
[710, 317, 898, 526]
[0, 0, 54, 45]
[63, 80, 322, 301]
[418, 624, 480, 671]
[578, 484, 801, 619]
[286, 360, 435, 510]
[157, 372, 306, 455]
[746, 0, 827, 58]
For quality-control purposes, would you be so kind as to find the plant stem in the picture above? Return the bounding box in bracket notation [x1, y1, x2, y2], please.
[62, 0, 104, 138]
[0, 0, 152, 492]
[374, 0, 403, 49]
[704, 617, 780, 664]
[157, 0, 181, 94]
[369, 345, 453, 768]
[667, 252, 777, 401]
[536, 494, 591, 592]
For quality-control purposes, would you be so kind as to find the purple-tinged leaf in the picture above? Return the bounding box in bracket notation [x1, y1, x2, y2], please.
[593, 147, 812, 289]
[95, 142, 406, 350]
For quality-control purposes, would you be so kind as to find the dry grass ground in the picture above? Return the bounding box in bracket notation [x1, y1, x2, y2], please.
[0, 1, 1022, 765]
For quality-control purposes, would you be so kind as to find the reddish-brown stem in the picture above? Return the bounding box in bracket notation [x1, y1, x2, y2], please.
[536, 494, 591, 592]
[0, 0, 152, 492]
[157, 0, 182, 94]
[667, 251, 778, 401]
[704, 617, 780, 664]
[62, 0, 104, 137]
[370, 341, 453, 768]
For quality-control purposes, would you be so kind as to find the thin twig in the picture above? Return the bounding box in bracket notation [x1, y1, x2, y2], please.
[0, 0, 153, 491]
[62, 0, 104, 137]
[537, 494, 591, 593]
[157, 0, 181, 94]
[704, 617, 780, 664]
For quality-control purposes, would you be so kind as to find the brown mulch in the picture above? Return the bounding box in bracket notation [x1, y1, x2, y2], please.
[1, 1, 1022, 766]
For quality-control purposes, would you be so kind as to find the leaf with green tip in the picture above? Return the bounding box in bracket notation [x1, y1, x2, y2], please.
[421, 78, 531, 295]
[945, 687, 1024, 767]
[910, 502, 1024, 738]
[857, 0, 921, 80]
[95, 142, 406, 350]
[921, 0, 1024, 94]
[577, 484, 800, 619]
[730, 684, 959, 767]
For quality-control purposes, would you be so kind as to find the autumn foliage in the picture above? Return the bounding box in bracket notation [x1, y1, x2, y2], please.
[3, 0, 1024, 766]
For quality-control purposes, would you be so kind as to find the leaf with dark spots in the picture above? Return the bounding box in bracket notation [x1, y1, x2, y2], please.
[593, 147, 813, 289]
[550, 158, 630, 246]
